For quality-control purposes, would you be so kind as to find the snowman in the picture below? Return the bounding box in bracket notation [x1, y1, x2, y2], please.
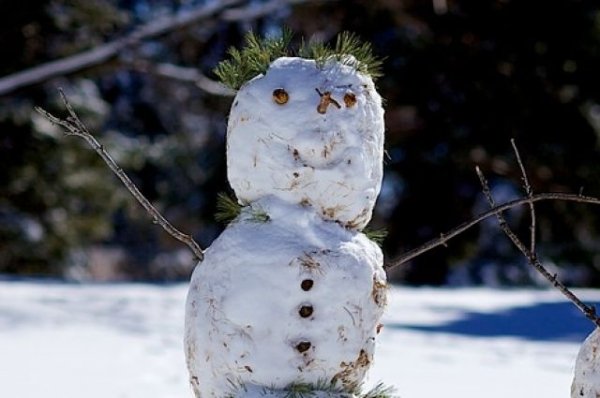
[572, 328, 600, 398]
[185, 33, 388, 398]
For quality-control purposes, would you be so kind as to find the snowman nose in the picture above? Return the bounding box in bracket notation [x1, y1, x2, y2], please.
[315, 88, 341, 114]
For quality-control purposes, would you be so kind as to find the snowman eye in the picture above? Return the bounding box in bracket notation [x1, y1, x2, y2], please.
[272, 88, 289, 105]
[344, 93, 357, 108]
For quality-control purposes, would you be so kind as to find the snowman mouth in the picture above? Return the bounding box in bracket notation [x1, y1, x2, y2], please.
[315, 89, 341, 114]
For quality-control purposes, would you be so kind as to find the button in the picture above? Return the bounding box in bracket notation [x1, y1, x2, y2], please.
[301, 279, 314, 291]
[299, 305, 313, 318]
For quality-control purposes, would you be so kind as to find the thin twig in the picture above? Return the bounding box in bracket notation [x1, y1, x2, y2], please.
[221, 0, 315, 20]
[0, 0, 314, 96]
[511, 139, 536, 254]
[0, 0, 242, 96]
[129, 60, 235, 97]
[475, 165, 509, 231]
[432, 0, 448, 14]
[475, 166, 600, 328]
[34, 88, 204, 262]
[385, 192, 600, 270]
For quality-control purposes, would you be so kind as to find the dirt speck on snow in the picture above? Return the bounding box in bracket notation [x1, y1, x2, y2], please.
[331, 349, 371, 390]
[371, 276, 388, 308]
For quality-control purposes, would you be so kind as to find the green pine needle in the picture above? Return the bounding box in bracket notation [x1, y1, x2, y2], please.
[359, 383, 396, 398]
[284, 383, 317, 398]
[364, 227, 388, 246]
[214, 30, 383, 90]
[249, 208, 270, 223]
[333, 32, 384, 79]
[300, 32, 384, 79]
[214, 28, 293, 90]
[215, 192, 242, 224]
[233, 380, 395, 398]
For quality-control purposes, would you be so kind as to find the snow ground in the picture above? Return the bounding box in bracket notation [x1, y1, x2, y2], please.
[0, 280, 598, 398]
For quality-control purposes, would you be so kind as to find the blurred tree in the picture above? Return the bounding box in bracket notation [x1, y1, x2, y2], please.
[0, 0, 132, 277]
[1, 0, 600, 285]
[0, 0, 269, 280]
[287, 0, 600, 286]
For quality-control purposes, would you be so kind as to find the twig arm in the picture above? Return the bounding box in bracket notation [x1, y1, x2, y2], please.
[385, 192, 600, 270]
[511, 139, 536, 253]
[35, 88, 204, 262]
[475, 166, 600, 328]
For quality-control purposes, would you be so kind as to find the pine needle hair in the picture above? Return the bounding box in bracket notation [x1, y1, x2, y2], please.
[214, 30, 384, 90]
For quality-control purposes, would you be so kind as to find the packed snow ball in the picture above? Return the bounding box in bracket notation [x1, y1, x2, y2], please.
[226, 57, 385, 230]
[185, 198, 387, 398]
[572, 327, 600, 398]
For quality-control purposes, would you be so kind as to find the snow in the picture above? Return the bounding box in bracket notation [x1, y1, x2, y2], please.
[571, 327, 600, 397]
[190, 56, 387, 398]
[227, 57, 384, 230]
[185, 198, 386, 397]
[1, 280, 598, 398]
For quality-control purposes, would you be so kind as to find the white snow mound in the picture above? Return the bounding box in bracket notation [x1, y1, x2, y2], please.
[184, 197, 387, 398]
[572, 327, 600, 397]
[226, 57, 385, 230]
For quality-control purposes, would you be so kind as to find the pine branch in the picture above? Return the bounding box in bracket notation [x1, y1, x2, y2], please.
[333, 32, 384, 79]
[215, 30, 384, 90]
[299, 32, 383, 78]
[215, 192, 242, 224]
[360, 383, 396, 398]
[364, 227, 388, 246]
[214, 28, 293, 90]
[284, 383, 316, 398]
[34, 88, 204, 262]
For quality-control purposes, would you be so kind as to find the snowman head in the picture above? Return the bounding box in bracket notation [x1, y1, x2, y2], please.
[217, 32, 385, 230]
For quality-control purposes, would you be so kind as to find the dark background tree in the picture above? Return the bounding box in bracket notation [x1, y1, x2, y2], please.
[1, 0, 599, 285]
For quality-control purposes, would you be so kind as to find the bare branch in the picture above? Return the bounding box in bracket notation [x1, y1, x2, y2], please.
[34, 88, 204, 262]
[475, 166, 600, 328]
[129, 60, 235, 97]
[385, 192, 600, 270]
[0, 0, 243, 96]
[432, 0, 448, 14]
[511, 139, 536, 253]
[221, 0, 315, 20]
[0, 0, 312, 96]
[474, 165, 511, 234]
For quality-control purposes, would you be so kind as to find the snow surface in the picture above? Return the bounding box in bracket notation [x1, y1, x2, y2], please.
[1, 280, 599, 398]
[227, 57, 384, 230]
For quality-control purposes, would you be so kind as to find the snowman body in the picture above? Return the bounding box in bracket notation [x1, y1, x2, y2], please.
[185, 57, 386, 398]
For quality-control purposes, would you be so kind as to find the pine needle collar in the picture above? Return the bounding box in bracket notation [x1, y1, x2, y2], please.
[214, 30, 383, 90]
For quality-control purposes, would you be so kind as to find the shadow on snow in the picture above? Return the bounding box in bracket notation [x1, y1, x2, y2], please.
[389, 301, 599, 342]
